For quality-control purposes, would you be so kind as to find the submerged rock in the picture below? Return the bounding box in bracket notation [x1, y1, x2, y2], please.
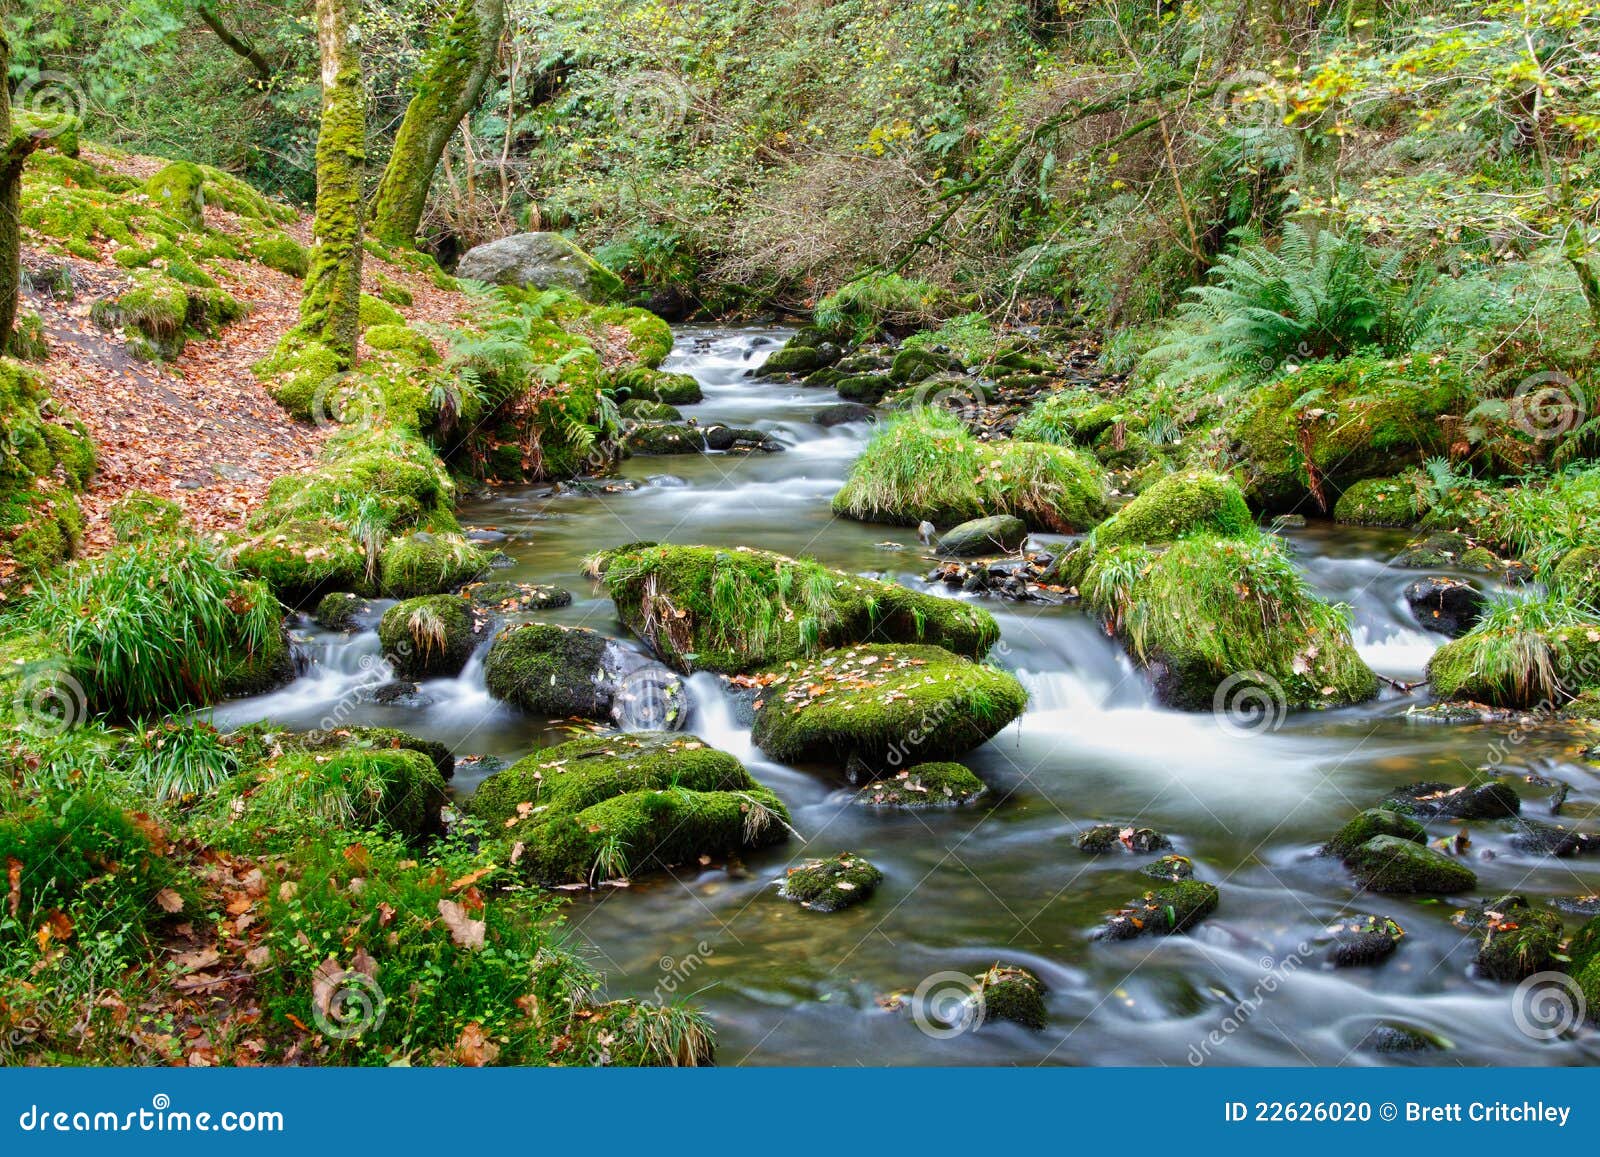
[1318, 914, 1405, 967]
[780, 853, 883, 911]
[934, 515, 1028, 557]
[855, 761, 987, 807]
[750, 645, 1027, 767]
[1383, 780, 1520, 819]
[1077, 824, 1171, 855]
[483, 623, 688, 729]
[1508, 817, 1595, 858]
[1346, 835, 1476, 894]
[471, 732, 790, 884]
[1100, 880, 1219, 940]
[1404, 576, 1487, 637]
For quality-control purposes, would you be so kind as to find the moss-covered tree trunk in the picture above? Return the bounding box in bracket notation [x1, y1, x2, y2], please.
[296, 0, 366, 366]
[0, 28, 41, 354]
[369, 0, 505, 248]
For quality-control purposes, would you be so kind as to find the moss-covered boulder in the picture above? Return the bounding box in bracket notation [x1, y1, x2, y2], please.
[1346, 835, 1477, 894]
[1382, 780, 1520, 820]
[761, 345, 823, 376]
[934, 515, 1028, 557]
[483, 622, 614, 719]
[750, 645, 1027, 767]
[1427, 611, 1600, 708]
[619, 399, 682, 422]
[855, 762, 987, 807]
[1457, 896, 1563, 982]
[378, 532, 490, 598]
[282, 724, 455, 783]
[378, 595, 479, 679]
[314, 590, 371, 631]
[1078, 532, 1377, 710]
[593, 305, 673, 368]
[623, 422, 706, 455]
[590, 543, 999, 673]
[1319, 913, 1406, 967]
[232, 519, 369, 606]
[1225, 354, 1471, 512]
[455, 232, 623, 301]
[250, 231, 310, 278]
[1404, 576, 1487, 637]
[1140, 854, 1195, 881]
[220, 615, 296, 698]
[1565, 913, 1600, 1019]
[145, 161, 206, 229]
[471, 732, 790, 884]
[832, 408, 1108, 532]
[230, 745, 448, 839]
[780, 852, 883, 911]
[1101, 880, 1219, 940]
[974, 964, 1046, 1030]
[1322, 808, 1426, 859]
[461, 580, 572, 612]
[613, 366, 702, 405]
[1333, 476, 1427, 527]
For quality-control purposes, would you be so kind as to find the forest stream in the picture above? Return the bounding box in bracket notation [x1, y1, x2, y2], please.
[209, 327, 1600, 1067]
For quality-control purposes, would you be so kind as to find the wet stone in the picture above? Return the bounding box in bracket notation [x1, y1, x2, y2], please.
[1319, 914, 1405, 968]
[1078, 824, 1171, 854]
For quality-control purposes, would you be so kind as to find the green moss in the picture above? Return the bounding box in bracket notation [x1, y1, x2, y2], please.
[279, 725, 454, 783]
[144, 162, 207, 230]
[8, 311, 48, 361]
[220, 605, 295, 697]
[0, 794, 165, 933]
[623, 422, 705, 455]
[592, 542, 999, 673]
[378, 533, 489, 598]
[250, 232, 310, 278]
[976, 964, 1047, 1030]
[0, 483, 84, 577]
[1566, 913, 1600, 1020]
[593, 306, 674, 368]
[832, 408, 1108, 531]
[1334, 475, 1428, 527]
[1426, 599, 1600, 707]
[231, 518, 370, 606]
[1013, 388, 1128, 446]
[482, 622, 611, 717]
[1459, 896, 1564, 982]
[364, 323, 438, 362]
[1080, 531, 1377, 710]
[1054, 470, 1252, 585]
[750, 644, 1028, 767]
[378, 594, 478, 679]
[1102, 880, 1219, 939]
[620, 399, 682, 421]
[314, 590, 369, 631]
[376, 274, 414, 306]
[1346, 835, 1477, 893]
[472, 731, 789, 884]
[781, 852, 883, 911]
[1322, 808, 1426, 859]
[1077, 824, 1171, 854]
[813, 273, 957, 342]
[1553, 547, 1600, 605]
[359, 293, 406, 330]
[613, 365, 702, 405]
[856, 761, 987, 806]
[226, 746, 447, 840]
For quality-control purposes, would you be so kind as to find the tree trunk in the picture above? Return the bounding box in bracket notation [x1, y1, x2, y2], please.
[296, 0, 366, 366]
[196, 2, 275, 85]
[370, 0, 506, 248]
[0, 29, 49, 355]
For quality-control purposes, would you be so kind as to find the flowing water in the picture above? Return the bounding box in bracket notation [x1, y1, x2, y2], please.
[216, 327, 1600, 1067]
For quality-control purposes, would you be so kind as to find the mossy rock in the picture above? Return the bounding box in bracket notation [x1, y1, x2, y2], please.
[1101, 880, 1219, 940]
[482, 622, 613, 718]
[108, 490, 184, 543]
[358, 293, 406, 330]
[220, 611, 295, 697]
[235, 746, 447, 839]
[1013, 388, 1128, 446]
[378, 533, 489, 598]
[934, 515, 1028, 557]
[250, 232, 310, 278]
[1429, 618, 1600, 708]
[1458, 895, 1563, 982]
[1333, 476, 1427, 527]
[592, 306, 674, 368]
[762, 345, 822, 376]
[1320, 914, 1406, 967]
[472, 731, 790, 884]
[1226, 354, 1471, 512]
[623, 421, 706, 455]
[1382, 780, 1520, 819]
[0, 483, 83, 581]
[619, 399, 682, 422]
[283, 725, 455, 783]
[889, 347, 962, 383]
[1394, 531, 1473, 569]
[364, 324, 437, 362]
[455, 232, 624, 302]
[1346, 835, 1477, 894]
[8, 311, 48, 361]
[145, 161, 206, 229]
[836, 373, 895, 404]
[780, 852, 883, 911]
[1050, 470, 1252, 586]
[1553, 546, 1600, 606]
[378, 595, 478, 679]
[750, 644, 1027, 767]
[833, 409, 1108, 532]
[461, 580, 572, 612]
[613, 366, 702, 405]
[1077, 824, 1171, 854]
[975, 964, 1046, 1030]
[314, 591, 370, 631]
[1322, 808, 1426, 859]
[1565, 912, 1600, 1020]
[592, 543, 1000, 673]
[232, 519, 369, 606]
[1140, 855, 1195, 881]
[855, 761, 987, 807]
[1078, 532, 1377, 711]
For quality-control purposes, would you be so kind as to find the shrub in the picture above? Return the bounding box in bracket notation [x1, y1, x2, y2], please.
[813, 273, 957, 342]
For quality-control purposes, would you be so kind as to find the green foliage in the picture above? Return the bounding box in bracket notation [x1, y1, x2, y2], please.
[813, 274, 957, 342]
[1427, 594, 1600, 708]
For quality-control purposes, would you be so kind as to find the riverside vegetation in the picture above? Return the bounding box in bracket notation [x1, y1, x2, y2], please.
[4, 0, 1600, 1066]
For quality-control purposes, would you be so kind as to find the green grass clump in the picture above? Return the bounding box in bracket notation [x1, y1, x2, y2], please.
[1426, 594, 1600, 708]
[0, 791, 169, 930]
[1081, 531, 1376, 710]
[217, 746, 447, 845]
[1013, 388, 1127, 446]
[750, 644, 1027, 766]
[471, 732, 791, 885]
[814, 273, 958, 342]
[832, 407, 1108, 531]
[107, 490, 184, 542]
[20, 536, 285, 717]
[899, 312, 997, 365]
[590, 542, 999, 673]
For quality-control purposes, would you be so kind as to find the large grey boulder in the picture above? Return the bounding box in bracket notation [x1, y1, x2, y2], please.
[455, 232, 622, 301]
